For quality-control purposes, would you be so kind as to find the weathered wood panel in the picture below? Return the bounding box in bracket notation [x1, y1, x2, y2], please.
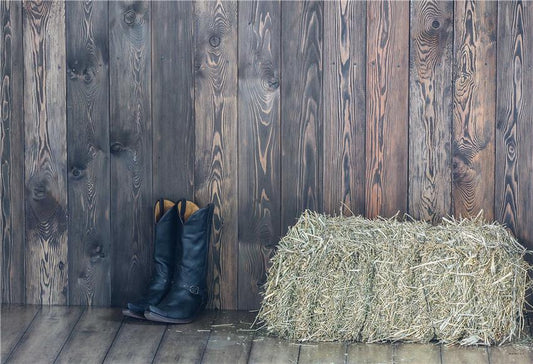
[237, 0, 281, 310]
[0, 305, 39, 361]
[23, 0, 68, 305]
[281, 0, 323, 231]
[109, 1, 152, 307]
[323, 0, 366, 216]
[299, 342, 346, 364]
[152, 1, 195, 201]
[409, 0, 453, 223]
[194, 0, 238, 310]
[1, 0, 24, 304]
[496, 0, 522, 236]
[66, 0, 110, 306]
[453, 0, 497, 220]
[365, 0, 409, 218]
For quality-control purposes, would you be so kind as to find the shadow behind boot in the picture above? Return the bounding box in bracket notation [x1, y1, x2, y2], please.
[144, 200, 214, 323]
[122, 199, 178, 319]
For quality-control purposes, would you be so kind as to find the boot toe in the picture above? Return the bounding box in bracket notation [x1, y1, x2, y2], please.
[127, 302, 147, 314]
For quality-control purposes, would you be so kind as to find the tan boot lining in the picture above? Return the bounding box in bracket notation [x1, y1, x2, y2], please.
[154, 199, 176, 223]
[177, 200, 200, 222]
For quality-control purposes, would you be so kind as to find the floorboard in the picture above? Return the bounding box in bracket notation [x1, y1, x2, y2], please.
[346, 343, 394, 364]
[54, 308, 122, 364]
[5, 306, 84, 364]
[0, 305, 39, 362]
[298, 342, 347, 364]
[152, 311, 216, 364]
[395, 343, 441, 364]
[103, 317, 166, 364]
[201, 311, 256, 364]
[489, 345, 533, 364]
[441, 345, 489, 364]
[248, 336, 300, 364]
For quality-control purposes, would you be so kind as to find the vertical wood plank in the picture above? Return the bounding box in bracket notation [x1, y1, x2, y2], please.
[516, 2, 533, 250]
[109, 0, 152, 306]
[365, 0, 409, 218]
[237, 0, 281, 310]
[194, 0, 238, 310]
[409, 0, 453, 223]
[23, 0, 68, 305]
[152, 1, 195, 201]
[1, 0, 24, 304]
[323, 0, 366, 216]
[66, 0, 111, 306]
[495, 0, 522, 236]
[452, 0, 496, 220]
[280, 0, 323, 231]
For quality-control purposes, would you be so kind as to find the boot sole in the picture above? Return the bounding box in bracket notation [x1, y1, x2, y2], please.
[122, 309, 146, 320]
[144, 311, 195, 324]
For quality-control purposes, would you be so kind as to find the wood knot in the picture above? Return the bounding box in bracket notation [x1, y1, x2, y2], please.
[59, 261, 65, 271]
[110, 142, 123, 153]
[431, 20, 440, 29]
[209, 35, 221, 47]
[71, 167, 82, 179]
[124, 9, 136, 25]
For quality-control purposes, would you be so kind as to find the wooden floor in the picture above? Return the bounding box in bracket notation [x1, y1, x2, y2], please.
[1, 305, 532, 364]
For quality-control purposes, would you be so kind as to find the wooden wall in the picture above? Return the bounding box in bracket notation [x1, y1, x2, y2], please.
[2, 0, 533, 309]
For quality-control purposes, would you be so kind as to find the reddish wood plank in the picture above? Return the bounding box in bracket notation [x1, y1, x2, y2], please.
[365, 0, 409, 218]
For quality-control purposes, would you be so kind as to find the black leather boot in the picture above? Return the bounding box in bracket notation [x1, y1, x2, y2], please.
[122, 199, 178, 319]
[144, 200, 214, 323]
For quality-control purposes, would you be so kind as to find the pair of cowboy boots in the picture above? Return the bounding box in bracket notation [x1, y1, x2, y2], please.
[122, 199, 214, 323]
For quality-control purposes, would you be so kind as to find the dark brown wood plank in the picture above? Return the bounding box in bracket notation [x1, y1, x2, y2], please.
[23, 0, 68, 305]
[441, 345, 489, 364]
[323, 0, 366, 216]
[409, 0, 453, 223]
[281, 0, 323, 232]
[103, 318, 165, 364]
[0, 305, 39, 362]
[489, 345, 533, 364]
[395, 344, 441, 364]
[152, 1, 194, 201]
[298, 342, 346, 364]
[452, 0, 496, 220]
[516, 0, 533, 252]
[65, 0, 110, 306]
[109, 0, 152, 307]
[346, 343, 393, 364]
[201, 311, 255, 364]
[6, 306, 84, 364]
[365, 0, 409, 218]
[495, 0, 522, 235]
[152, 311, 216, 364]
[237, 0, 281, 310]
[1, 0, 24, 304]
[194, 0, 238, 310]
[248, 335, 299, 364]
[54, 308, 123, 364]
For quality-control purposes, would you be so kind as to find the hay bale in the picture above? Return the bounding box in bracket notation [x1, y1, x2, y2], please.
[257, 211, 531, 345]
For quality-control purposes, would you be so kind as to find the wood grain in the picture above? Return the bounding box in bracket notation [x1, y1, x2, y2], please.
[103, 318, 165, 364]
[323, 0, 366, 216]
[346, 343, 394, 364]
[495, 0, 522, 236]
[152, 1, 195, 201]
[109, 1, 152, 307]
[152, 311, 216, 364]
[1, 0, 24, 304]
[66, 0, 110, 306]
[441, 345, 489, 364]
[23, 0, 68, 305]
[6, 306, 84, 364]
[395, 343, 441, 364]
[365, 0, 409, 218]
[248, 335, 299, 364]
[237, 0, 281, 310]
[281, 0, 323, 231]
[194, 0, 238, 310]
[409, 0, 453, 223]
[489, 345, 533, 364]
[55, 308, 123, 364]
[298, 342, 346, 364]
[0, 305, 39, 361]
[453, 0, 497, 220]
